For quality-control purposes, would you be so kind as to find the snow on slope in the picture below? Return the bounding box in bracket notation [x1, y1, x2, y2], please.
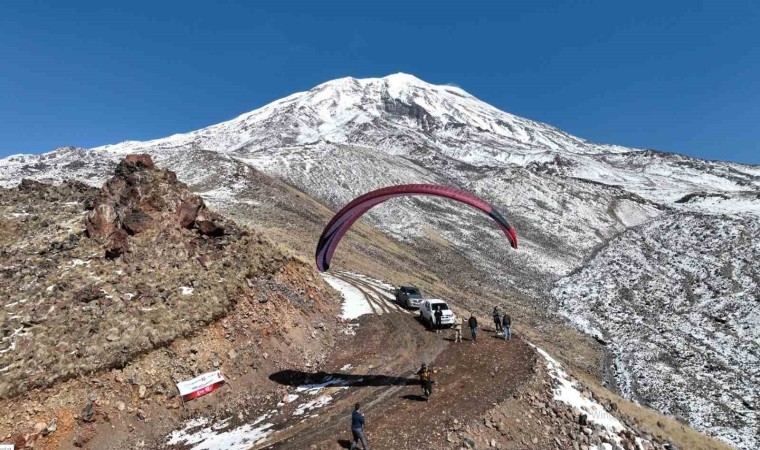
[553, 213, 759, 449]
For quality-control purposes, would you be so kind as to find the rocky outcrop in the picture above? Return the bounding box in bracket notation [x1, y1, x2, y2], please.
[85, 154, 230, 258]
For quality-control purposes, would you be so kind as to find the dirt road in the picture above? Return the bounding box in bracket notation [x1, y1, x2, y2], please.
[256, 273, 535, 449]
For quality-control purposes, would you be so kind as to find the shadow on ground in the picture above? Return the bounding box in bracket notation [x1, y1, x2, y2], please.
[400, 394, 427, 402]
[269, 370, 421, 388]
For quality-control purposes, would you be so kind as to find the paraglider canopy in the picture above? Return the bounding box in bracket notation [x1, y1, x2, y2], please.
[315, 184, 518, 272]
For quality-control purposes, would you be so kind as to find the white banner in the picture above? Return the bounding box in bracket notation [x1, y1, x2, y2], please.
[176, 370, 226, 401]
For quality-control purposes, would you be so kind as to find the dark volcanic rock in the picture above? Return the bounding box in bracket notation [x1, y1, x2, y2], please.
[121, 208, 153, 235]
[84, 154, 237, 257]
[19, 178, 47, 191]
[105, 229, 130, 259]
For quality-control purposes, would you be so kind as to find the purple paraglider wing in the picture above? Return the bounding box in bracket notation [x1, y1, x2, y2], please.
[315, 184, 518, 272]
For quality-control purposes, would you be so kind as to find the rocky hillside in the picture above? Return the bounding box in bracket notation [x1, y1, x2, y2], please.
[0, 155, 341, 403]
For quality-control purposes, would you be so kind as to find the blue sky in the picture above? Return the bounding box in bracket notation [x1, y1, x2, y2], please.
[1, 0, 758, 164]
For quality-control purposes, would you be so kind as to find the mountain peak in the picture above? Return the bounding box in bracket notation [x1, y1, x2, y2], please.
[380, 72, 427, 86]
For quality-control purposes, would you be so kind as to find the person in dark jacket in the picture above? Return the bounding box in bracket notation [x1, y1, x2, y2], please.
[492, 307, 502, 333]
[434, 306, 443, 333]
[350, 403, 369, 449]
[502, 313, 512, 341]
[468, 313, 478, 343]
[417, 363, 437, 400]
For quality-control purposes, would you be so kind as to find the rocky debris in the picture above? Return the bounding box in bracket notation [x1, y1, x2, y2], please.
[0, 155, 345, 449]
[72, 432, 91, 448]
[439, 358, 679, 450]
[80, 399, 97, 422]
[41, 418, 57, 437]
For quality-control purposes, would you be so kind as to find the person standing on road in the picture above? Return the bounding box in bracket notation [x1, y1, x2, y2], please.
[453, 316, 463, 343]
[502, 313, 512, 341]
[434, 306, 443, 334]
[350, 403, 369, 450]
[468, 313, 478, 343]
[492, 307, 502, 333]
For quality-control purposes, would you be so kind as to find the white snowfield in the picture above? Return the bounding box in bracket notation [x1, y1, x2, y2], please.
[1, 73, 758, 449]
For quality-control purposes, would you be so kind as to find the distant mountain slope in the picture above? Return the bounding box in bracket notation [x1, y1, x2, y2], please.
[554, 213, 759, 449]
[0, 73, 758, 448]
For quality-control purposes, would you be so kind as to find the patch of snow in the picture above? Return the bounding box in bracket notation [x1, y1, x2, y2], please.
[282, 394, 299, 403]
[68, 259, 91, 268]
[321, 273, 373, 320]
[553, 213, 759, 450]
[166, 417, 274, 450]
[295, 376, 349, 395]
[293, 394, 333, 416]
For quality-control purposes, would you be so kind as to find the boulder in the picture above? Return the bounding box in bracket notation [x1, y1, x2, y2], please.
[105, 229, 130, 259]
[85, 203, 118, 238]
[121, 208, 154, 235]
[116, 154, 155, 175]
[197, 219, 225, 237]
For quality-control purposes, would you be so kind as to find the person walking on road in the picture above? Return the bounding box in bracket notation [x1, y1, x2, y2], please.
[350, 403, 369, 450]
[502, 313, 512, 341]
[468, 313, 478, 343]
[492, 307, 502, 333]
[434, 306, 443, 334]
[453, 316, 463, 343]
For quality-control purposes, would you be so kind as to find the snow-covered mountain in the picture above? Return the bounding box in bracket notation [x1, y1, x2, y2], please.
[1, 73, 758, 448]
[554, 213, 759, 448]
